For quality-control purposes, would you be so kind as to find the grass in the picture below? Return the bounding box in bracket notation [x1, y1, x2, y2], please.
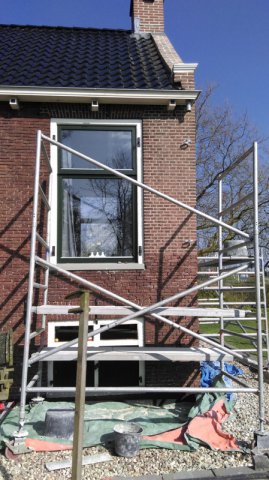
[200, 319, 259, 351]
[198, 271, 269, 357]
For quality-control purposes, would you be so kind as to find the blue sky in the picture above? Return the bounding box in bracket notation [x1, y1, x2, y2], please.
[1, 0, 268, 138]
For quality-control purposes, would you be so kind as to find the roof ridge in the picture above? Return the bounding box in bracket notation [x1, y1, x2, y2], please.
[0, 24, 132, 34]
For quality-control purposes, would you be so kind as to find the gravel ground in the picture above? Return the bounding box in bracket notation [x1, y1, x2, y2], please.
[0, 364, 268, 480]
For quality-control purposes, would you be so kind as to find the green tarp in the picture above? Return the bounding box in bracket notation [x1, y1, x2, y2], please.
[0, 384, 233, 451]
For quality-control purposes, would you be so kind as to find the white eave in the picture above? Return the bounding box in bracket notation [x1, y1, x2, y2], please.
[0, 86, 200, 105]
[173, 63, 198, 75]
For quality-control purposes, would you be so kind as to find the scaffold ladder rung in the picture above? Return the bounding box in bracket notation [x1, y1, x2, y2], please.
[18, 135, 268, 445]
[33, 282, 48, 290]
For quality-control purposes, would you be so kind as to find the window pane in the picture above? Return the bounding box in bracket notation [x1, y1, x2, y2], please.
[100, 324, 138, 341]
[55, 326, 93, 342]
[53, 361, 94, 387]
[60, 129, 133, 169]
[61, 178, 134, 258]
[98, 362, 139, 387]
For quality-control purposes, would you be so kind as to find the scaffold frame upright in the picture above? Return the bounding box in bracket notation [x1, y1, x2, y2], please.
[16, 131, 268, 447]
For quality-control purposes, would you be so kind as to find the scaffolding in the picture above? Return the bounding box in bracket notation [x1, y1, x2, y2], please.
[14, 131, 269, 450]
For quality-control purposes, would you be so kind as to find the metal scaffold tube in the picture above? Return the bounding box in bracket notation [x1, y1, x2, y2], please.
[253, 142, 265, 433]
[261, 252, 269, 363]
[18, 130, 42, 432]
[37, 131, 53, 390]
[26, 386, 258, 394]
[218, 177, 224, 371]
[198, 141, 268, 438]
[30, 257, 253, 366]
[18, 132, 268, 451]
[41, 133, 250, 239]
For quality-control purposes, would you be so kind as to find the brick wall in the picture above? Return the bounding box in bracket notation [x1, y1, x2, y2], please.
[152, 35, 197, 90]
[0, 101, 199, 394]
[131, 0, 164, 33]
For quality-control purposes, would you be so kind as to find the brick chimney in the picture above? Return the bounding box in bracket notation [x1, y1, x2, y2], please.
[130, 0, 164, 33]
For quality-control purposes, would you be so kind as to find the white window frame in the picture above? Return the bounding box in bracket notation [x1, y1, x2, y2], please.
[47, 318, 145, 387]
[50, 119, 144, 270]
[47, 319, 144, 348]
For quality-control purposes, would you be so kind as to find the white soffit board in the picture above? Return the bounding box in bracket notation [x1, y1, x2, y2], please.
[0, 87, 200, 104]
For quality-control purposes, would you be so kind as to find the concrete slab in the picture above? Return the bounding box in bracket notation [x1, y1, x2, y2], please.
[252, 453, 269, 471]
[109, 476, 160, 480]
[212, 467, 255, 477]
[254, 432, 269, 450]
[107, 466, 269, 480]
[162, 471, 214, 479]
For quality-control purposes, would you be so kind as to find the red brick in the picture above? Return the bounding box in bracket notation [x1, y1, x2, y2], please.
[0, 102, 199, 393]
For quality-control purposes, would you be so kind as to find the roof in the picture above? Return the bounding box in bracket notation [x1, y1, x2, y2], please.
[0, 24, 177, 90]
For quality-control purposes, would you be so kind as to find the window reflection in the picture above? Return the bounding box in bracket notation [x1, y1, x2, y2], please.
[61, 129, 133, 170]
[62, 178, 133, 258]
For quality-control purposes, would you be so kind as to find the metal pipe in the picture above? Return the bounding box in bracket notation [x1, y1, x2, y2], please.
[26, 386, 258, 393]
[202, 334, 224, 338]
[30, 258, 256, 367]
[219, 192, 253, 216]
[222, 317, 266, 321]
[39, 136, 53, 388]
[38, 185, 51, 210]
[19, 130, 42, 430]
[204, 287, 256, 291]
[41, 141, 52, 173]
[29, 328, 45, 340]
[36, 232, 49, 250]
[261, 251, 269, 364]
[221, 329, 260, 340]
[218, 177, 225, 371]
[27, 374, 39, 389]
[41, 133, 249, 239]
[203, 301, 259, 305]
[199, 257, 254, 268]
[198, 255, 255, 259]
[33, 282, 48, 290]
[225, 319, 266, 335]
[19, 134, 265, 433]
[198, 271, 218, 275]
[199, 271, 259, 276]
[220, 370, 250, 388]
[223, 323, 261, 331]
[219, 239, 253, 255]
[233, 348, 267, 352]
[218, 145, 254, 180]
[253, 141, 265, 433]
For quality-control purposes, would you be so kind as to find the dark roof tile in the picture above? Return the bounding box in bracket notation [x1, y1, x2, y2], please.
[0, 24, 178, 90]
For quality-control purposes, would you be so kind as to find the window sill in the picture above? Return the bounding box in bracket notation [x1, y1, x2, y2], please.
[56, 262, 145, 271]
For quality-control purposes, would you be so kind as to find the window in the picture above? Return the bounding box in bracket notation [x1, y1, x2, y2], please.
[50, 120, 143, 268]
[47, 319, 145, 388]
[47, 319, 143, 347]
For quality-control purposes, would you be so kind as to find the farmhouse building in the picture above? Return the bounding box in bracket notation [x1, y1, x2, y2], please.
[0, 0, 200, 394]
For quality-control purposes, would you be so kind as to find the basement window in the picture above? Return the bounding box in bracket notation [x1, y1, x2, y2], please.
[47, 318, 144, 388]
[54, 325, 94, 343]
[48, 319, 143, 347]
[100, 324, 138, 341]
[50, 120, 143, 269]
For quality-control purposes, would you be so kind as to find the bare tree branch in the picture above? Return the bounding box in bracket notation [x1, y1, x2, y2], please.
[196, 86, 269, 264]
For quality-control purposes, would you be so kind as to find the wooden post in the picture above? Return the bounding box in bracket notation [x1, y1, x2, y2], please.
[70, 290, 90, 480]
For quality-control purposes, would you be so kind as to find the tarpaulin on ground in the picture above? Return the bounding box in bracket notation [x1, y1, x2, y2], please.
[0, 400, 192, 451]
[0, 379, 241, 453]
[143, 399, 239, 451]
[200, 361, 244, 401]
[142, 378, 239, 451]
